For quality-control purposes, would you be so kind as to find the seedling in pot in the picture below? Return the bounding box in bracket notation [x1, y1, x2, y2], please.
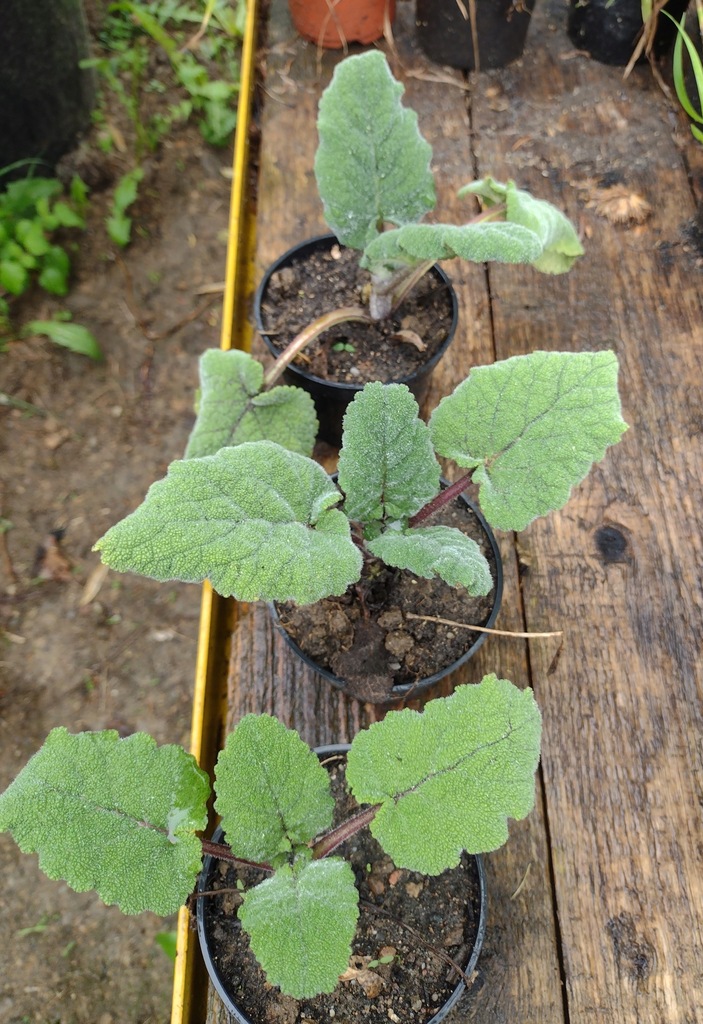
[94, 349, 627, 607]
[0, 677, 541, 999]
[263, 50, 584, 381]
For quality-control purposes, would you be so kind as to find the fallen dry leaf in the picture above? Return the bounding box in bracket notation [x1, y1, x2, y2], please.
[586, 185, 652, 225]
[33, 531, 72, 582]
[392, 329, 426, 352]
[340, 956, 384, 998]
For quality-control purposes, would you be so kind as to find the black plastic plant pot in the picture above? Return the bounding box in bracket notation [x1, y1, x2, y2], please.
[196, 748, 488, 1024]
[254, 234, 459, 448]
[566, 0, 690, 65]
[269, 491, 504, 707]
[415, 0, 536, 71]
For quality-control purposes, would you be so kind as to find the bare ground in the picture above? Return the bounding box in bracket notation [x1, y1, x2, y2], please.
[0, 123, 233, 1023]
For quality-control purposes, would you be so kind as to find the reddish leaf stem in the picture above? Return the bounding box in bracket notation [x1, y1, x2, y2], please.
[200, 838, 273, 874]
[408, 472, 474, 528]
[311, 804, 381, 860]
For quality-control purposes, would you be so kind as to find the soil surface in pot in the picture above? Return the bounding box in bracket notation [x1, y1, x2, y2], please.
[200, 754, 482, 1024]
[276, 497, 498, 703]
[259, 244, 454, 385]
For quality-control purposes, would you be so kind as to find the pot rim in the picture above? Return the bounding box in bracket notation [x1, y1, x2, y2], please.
[196, 743, 488, 1024]
[270, 489, 503, 706]
[253, 233, 459, 395]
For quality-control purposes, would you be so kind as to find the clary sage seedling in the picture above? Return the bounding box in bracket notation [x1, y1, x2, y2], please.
[0, 677, 541, 998]
[95, 348, 627, 606]
[266, 50, 584, 377]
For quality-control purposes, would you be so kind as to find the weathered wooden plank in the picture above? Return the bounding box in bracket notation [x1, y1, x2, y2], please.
[207, 3, 567, 1024]
[470, 0, 703, 1020]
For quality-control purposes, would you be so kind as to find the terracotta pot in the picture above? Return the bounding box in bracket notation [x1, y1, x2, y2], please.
[289, 0, 395, 49]
[416, 0, 536, 71]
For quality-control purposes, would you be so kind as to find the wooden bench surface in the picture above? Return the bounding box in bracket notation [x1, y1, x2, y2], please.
[208, 0, 703, 1020]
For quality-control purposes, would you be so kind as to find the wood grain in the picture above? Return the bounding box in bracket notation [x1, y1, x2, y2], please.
[470, 0, 703, 1020]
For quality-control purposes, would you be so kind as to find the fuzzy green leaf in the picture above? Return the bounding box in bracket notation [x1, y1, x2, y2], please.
[458, 178, 584, 274]
[95, 441, 363, 604]
[0, 728, 209, 915]
[214, 715, 335, 863]
[184, 349, 317, 459]
[429, 351, 627, 531]
[368, 524, 493, 596]
[338, 383, 440, 527]
[362, 220, 543, 279]
[346, 678, 541, 873]
[239, 858, 359, 998]
[315, 51, 435, 249]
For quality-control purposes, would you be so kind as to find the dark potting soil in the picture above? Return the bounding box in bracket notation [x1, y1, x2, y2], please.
[259, 244, 455, 385]
[276, 498, 498, 703]
[200, 755, 482, 1024]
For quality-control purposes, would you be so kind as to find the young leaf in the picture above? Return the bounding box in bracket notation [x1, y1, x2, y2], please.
[184, 348, 317, 459]
[458, 178, 584, 274]
[345, 677, 541, 874]
[23, 320, 102, 360]
[367, 524, 493, 596]
[429, 351, 628, 531]
[0, 258, 28, 295]
[338, 383, 440, 527]
[0, 728, 209, 915]
[315, 51, 435, 250]
[362, 220, 543, 278]
[94, 441, 363, 604]
[215, 715, 335, 863]
[239, 858, 359, 998]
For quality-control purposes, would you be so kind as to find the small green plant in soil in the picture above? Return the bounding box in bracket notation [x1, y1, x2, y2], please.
[95, 348, 627, 606]
[87, 0, 244, 154]
[267, 50, 584, 374]
[0, 677, 542, 998]
[0, 173, 101, 358]
[84, 2, 244, 246]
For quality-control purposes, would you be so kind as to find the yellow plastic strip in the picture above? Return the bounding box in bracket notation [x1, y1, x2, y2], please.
[170, 0, 259, 1020]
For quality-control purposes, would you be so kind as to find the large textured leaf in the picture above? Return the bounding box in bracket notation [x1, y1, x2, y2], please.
[368, 525, 493, 596]
[429, 351, 627, 531]
[0, 729, 209, 915]
[346, 678, 541, 874]
[362, 220, 544, 279]
[458, 178, 584, 274]
[95, 442, 363, 604]
[239, 858, 359, 998]
[315, 51, 435, 249]
[184, 349, 317, 459]
[214, 715, 334, 863]
[338, 383, 440, 528]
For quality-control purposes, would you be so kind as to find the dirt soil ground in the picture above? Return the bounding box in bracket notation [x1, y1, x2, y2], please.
[0, 80, 235, 1024]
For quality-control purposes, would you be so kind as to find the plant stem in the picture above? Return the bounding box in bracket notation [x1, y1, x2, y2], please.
[311, 804, 380, 860]
[263, 306, 374, 388]
[408, 472, 474, 528]
[200, 838, 273, 874]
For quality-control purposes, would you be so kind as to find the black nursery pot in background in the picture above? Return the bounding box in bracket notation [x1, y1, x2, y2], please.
[416, 0, 537, 71]
[254, 235, 459, 448]
[197, 750, 488, 1024]
[567, 0, 691, 65]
